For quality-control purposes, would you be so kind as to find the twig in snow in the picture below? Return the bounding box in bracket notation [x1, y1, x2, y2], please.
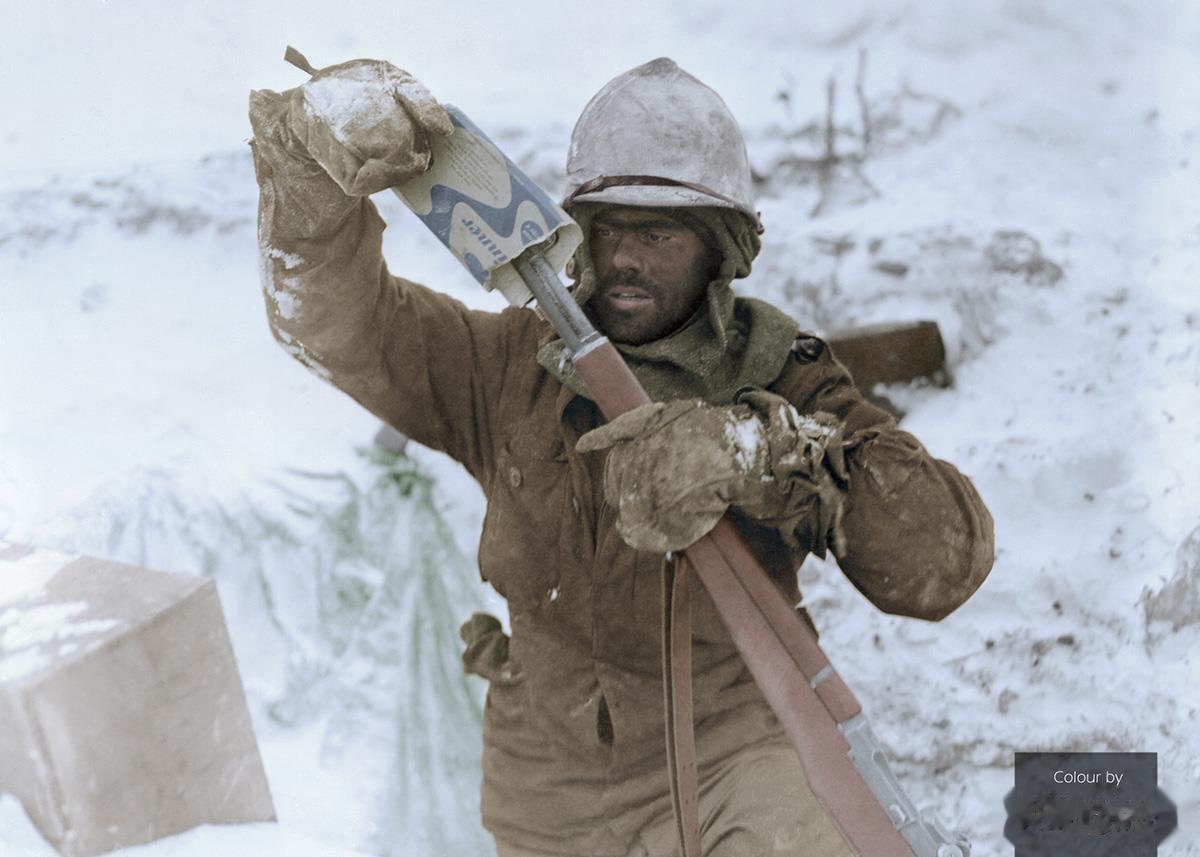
[822, 76, 837, 160]
[898, 79, 963, 139]
[856, 46, 871, 158]
[810, 76, 840, 217]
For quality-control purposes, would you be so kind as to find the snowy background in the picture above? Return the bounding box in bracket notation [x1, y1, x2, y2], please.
[2, 0, 1199, 855]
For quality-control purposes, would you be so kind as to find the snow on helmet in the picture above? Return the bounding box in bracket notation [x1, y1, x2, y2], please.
[562, 58, 761, 233]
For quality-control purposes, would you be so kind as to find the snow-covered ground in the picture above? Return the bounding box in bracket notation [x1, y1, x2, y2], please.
[2, 1, 1198, 855]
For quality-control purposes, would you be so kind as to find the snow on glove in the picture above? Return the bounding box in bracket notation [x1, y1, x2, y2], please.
[576, 395, 849, 556]
[733, 389, 849, 558]
[287, 59, 453, 197]
[459, 612, 518, 685]
[576, 399, 770, 553]
[249, 59, 452, 203]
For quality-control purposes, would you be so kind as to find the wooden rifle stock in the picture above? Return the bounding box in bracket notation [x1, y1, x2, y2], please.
[572, 340, 916, 857]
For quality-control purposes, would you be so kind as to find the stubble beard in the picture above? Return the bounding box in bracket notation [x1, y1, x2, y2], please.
[591, 273, 673, 345]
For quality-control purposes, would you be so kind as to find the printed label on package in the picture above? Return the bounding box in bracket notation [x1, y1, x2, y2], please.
[392, 106, 581, 307]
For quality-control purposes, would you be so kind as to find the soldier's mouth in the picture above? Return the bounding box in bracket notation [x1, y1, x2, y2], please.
[603, 287, 654, 312]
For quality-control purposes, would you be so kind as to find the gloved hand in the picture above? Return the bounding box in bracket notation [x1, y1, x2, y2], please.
[459, 612, 518, 685]
[288, 59, 453, 196]
[249, 58, 452, 198]
[576, 392, 848, 555]
[735, 389, 849, 557]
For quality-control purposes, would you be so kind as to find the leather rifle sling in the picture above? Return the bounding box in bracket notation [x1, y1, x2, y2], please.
[661, 554, 701, 857]
[574, 341, 914, 855]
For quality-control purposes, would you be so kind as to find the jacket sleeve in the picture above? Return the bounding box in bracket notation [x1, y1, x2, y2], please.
[774, 339, 995, 621]
[248, 87, 515, 483]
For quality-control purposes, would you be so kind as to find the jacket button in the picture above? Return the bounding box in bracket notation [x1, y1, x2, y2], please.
[508, 466, 522, 488]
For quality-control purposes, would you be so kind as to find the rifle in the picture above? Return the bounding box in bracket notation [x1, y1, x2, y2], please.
[282, 46, 968, 857]
[513, 249, 968, 857]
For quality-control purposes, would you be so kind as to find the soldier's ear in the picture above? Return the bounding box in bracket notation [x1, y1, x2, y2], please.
[565, 256, 577, 279]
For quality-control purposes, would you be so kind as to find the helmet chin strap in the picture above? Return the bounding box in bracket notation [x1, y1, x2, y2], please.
[565, 175, 764, 236]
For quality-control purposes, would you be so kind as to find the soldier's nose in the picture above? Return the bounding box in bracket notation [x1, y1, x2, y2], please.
[610, 234, 647, 275]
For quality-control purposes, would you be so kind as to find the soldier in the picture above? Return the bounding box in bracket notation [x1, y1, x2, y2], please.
[248, 57, 993, 857]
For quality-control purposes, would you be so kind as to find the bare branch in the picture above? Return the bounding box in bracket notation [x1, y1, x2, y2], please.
[823, 76, 837, 161]
[855, 46, 871, 158]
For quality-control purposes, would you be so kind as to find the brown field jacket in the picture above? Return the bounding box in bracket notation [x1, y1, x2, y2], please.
[251, 130, 994, 854]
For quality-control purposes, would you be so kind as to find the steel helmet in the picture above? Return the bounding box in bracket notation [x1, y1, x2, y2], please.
[562, 58, 760, 232]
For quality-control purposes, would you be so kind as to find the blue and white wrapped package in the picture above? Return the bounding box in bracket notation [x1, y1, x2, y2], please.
[392, 106, 581, 307]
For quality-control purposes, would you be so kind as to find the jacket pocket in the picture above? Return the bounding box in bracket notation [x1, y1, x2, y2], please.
[478, 421, 568, 613]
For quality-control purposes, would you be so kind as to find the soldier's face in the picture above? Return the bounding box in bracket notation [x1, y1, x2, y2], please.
[587, 207, 717, 345]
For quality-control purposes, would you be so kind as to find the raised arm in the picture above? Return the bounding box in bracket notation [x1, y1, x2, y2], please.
[247, 60, 520, 481]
